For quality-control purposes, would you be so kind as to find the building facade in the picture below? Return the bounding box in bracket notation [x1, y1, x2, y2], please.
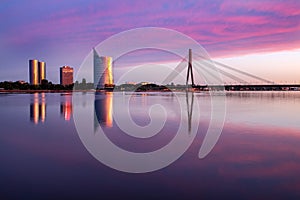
[93, 49, 114, 89]
[38, 61, 46, 84]
[29, 59, 46, 85]
[60, 66, 74, 86]
[29, 59, 39, 85]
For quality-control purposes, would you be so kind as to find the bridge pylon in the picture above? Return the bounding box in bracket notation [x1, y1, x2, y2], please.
[186, 49, 195, 87]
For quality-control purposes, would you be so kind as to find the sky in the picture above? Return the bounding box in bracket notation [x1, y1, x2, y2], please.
[0, 0, 300, 83]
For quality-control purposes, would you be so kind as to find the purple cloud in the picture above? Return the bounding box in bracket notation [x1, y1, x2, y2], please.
[0, 0, 300, 81]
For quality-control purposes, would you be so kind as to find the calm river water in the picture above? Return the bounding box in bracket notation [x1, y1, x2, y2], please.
[0, 91, 300, 199]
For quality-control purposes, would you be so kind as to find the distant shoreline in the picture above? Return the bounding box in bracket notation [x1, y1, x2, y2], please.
[0, 89, 299, 94]
[0, 89, 83, 93]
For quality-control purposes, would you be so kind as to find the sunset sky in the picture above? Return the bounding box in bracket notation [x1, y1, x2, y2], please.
[0, 0, 300, 83]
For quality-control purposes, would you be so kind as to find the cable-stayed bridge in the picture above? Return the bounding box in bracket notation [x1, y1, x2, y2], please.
[163, 49, 300, 91]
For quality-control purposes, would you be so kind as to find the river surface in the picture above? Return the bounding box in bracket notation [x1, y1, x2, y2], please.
[0, 91, 300, 199]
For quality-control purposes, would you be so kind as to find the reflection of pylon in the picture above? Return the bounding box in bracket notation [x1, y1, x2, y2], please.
[186, 49, 195, 87]
[186, 90, 194, 134]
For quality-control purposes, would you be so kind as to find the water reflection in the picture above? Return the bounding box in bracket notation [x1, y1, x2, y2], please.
[93, 91, 195, 132]
[30, 93, 46, 124]
[225, 91, 300, 129]
[29, 93, 74, 123]
[186, 91, 194, 133]
[60, 94, 73, 121]
[94, 92, 113, 130]
[3, 92, 300, 199]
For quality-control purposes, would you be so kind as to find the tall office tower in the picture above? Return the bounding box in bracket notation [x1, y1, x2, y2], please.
[38, 61, 46, 84]
[60, 66, 74, 86]
[29, 59, 46, 85]
[93, 49, 114, 89]
[29, 59, 39, 85]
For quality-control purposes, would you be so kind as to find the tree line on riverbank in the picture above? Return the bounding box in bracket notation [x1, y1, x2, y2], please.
[0, 78, 99, 90]
[0, 80, 74, 90]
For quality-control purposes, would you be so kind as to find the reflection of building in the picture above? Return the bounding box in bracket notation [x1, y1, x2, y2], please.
[94, 93, 113, 129]
[29, 59, 46, 85]
[60, 66, 74, 86]
[93, 49, 114, 89]
[60, 94, 73, 121]
[30, 93, 46, 124]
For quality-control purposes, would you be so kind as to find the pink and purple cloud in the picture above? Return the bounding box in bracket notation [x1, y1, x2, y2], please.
[0, 0, 300, 82]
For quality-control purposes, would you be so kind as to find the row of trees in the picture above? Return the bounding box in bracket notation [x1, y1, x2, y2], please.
[0, 79, 182, 91]
[0, 78, 96, 90]
[74, 79, 94, 90]
[0, 80, 73, 90]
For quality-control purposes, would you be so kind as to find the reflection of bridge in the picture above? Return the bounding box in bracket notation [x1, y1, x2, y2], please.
[165, 49, 300, 91]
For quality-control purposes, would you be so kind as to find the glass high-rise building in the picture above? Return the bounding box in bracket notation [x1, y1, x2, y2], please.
[29, 59, 39, 85]
[29, 59, 46, 85]
[93, 49, 114, 89]
[38, 61, 46, 84]
[60, 66, 74, 86]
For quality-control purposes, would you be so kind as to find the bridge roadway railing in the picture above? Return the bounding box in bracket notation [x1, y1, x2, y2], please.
[191, 84, 300, 91]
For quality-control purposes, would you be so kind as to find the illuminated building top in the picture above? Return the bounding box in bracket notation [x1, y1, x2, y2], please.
[93, 49, 114, 89]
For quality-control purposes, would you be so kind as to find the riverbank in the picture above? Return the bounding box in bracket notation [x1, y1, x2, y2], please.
[0, 88, 299, 93]
[0, 89, 82, 93]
